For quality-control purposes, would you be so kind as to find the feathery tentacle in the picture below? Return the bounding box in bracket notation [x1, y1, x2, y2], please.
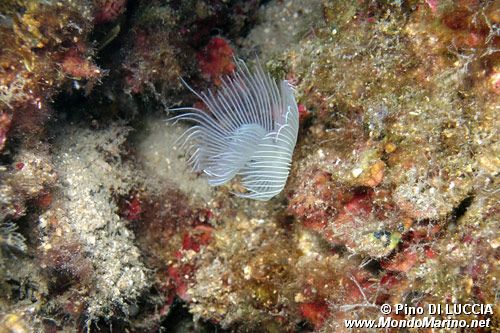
[168, 58, 299, 201]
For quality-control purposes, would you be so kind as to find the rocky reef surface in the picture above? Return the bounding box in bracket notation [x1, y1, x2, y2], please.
[0, 0, 498, 332]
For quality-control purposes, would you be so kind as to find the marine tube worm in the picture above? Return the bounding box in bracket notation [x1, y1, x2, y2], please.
[170, 59, 299, 201]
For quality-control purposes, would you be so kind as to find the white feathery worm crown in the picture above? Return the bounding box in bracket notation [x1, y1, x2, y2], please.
[169, 58, 299, 201]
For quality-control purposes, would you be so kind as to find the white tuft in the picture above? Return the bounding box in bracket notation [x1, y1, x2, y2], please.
[169, 59, 299, 201]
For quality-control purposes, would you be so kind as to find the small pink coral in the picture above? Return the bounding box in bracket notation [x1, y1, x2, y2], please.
[425, 0, 439, 13]
[120, 194, 142, 221]
[94, 0, 127, 24]
[298, 103, 310, 122]
[299, 301, 329, 329]
[181, 225, 213, 252]
[196, 37, 235, 86]
[166, 264, 192, 301]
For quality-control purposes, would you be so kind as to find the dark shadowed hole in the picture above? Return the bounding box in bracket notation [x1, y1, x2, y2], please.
[161, 299, 229, 333]
[450, 195, 474, 224]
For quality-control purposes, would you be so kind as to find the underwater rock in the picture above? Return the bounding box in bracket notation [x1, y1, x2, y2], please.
[0, 0, 498, 331]
[38, 125, 149, 324]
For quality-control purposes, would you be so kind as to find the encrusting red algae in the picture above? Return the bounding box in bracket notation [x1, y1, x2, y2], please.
[0, 0, 498, 331]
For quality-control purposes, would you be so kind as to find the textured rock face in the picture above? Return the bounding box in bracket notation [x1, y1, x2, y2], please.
[38, 125, 149, 322]
[0, 0, 498, 332]
[181, 0, 498, 330]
